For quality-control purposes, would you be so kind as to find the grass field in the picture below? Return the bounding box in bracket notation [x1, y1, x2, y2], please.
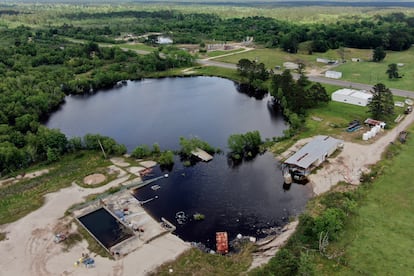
[204, 48, 246, 58]
[214, 47, 322, 70]
[335, 48, 414, 90]
[191, 65, 242, 81]
[116, 43, 157, 52]
[213, 46, 414, 93]
[152, 244, 254, 275]
[314, 125, 414, 275]
[0, 151, 111, 225]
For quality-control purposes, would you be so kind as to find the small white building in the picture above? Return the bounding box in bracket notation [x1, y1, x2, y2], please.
[157, 36, 173, 44]
[325, 70, 342, 79]
[332, 88, 373, 106]
[317, 58, 338, 64]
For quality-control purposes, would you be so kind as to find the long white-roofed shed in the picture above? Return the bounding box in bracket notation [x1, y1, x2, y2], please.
[332, 88, 373, 106]
[283, 136, 343, 176]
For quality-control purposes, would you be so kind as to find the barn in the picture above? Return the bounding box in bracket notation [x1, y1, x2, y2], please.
[283, 136, 343, 176]
[332, 88, 373, 106]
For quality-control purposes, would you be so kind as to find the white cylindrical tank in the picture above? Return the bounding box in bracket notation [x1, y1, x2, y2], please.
[362, 132, 369, 140]
[370, 129, 376, 137]
[366, 131, 372, 139]
[283, 171, 292, 184]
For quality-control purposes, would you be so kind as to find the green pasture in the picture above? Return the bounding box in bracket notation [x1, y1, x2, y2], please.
[191, 65, 242, 81]
[153, 244, 254, 275]
[116, 43, 157, 52]
[214, 48, 321, 70]
[335, 48, 414, 90]
[0, 151, 111, 225]
[315, 125, 414, 275]
[205, 48, 246, 58]
[213, 47, 414, 93]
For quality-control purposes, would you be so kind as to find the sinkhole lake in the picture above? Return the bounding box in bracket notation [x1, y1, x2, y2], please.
[46, 77, 313, 249]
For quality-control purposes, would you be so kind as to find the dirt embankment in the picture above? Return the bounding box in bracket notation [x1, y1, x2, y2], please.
[250, 110, 414, 270]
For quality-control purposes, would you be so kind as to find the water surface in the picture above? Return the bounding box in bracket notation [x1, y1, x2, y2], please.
[46, 77, 312, 249]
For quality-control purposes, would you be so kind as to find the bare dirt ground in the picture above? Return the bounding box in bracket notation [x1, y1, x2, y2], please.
[0, 169, 51, 187]
[250, 110, 414, 269]
[83, 173, 106, 185]
[0, 160, 189, 276]
[310, 109, 414, 195]
[1, 113, 412, 274]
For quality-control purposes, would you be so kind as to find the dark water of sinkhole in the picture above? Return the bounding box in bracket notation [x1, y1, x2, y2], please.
[47, 77, 313, 249]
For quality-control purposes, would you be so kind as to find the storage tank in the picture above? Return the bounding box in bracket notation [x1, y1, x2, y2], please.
[283, 171, 292, 184]
[366, 131, 372, 139]
[370, 129, 376, 137]
[362, 132, 369, 141]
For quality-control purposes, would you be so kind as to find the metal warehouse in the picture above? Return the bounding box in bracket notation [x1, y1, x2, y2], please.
[283, 136, 343, 176]
[332, 88, 373, 106]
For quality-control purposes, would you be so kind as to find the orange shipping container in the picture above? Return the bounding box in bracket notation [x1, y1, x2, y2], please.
[216, 232, 229, 254]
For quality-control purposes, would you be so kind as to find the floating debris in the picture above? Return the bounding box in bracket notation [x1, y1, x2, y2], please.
[193, 213, 205, 221]
[151, 184, 161, 191]
[175, 211, 187, 225]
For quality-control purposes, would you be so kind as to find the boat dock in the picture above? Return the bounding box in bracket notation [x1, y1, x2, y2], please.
[191, 148, 213, 162]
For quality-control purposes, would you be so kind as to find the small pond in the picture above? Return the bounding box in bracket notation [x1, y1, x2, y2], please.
[77, 208, 133, 249]
[46, 77, 313, 249]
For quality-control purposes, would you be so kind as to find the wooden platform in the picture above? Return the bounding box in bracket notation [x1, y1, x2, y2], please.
[191, 148, 213, 162]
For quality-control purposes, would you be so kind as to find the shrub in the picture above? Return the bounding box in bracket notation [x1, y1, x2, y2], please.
[313, 208, 346, 241]
[131, 144, 152, 159]
[264, 248, 299, 276]
[158, 150, 174, 166]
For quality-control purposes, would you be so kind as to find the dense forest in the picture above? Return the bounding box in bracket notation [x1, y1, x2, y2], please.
[54, 10, 414, 51]
[1, 7, 414, 175]
[0, 25, 194, 175]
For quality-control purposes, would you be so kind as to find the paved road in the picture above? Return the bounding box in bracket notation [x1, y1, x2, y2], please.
[197, 59, 414, 97]
[197, 59, 237, 70]
[65, 35, 413, 97]
[307, 75, 414, 98]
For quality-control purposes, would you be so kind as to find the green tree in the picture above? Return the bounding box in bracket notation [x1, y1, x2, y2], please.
[373, 46, 386, 62]
[227, 131, 262, 159]
[158, 150, 174, 166]
[131, 145, 152, 159]
[368, 83, 395, 121]
[386, 63, 401, 79]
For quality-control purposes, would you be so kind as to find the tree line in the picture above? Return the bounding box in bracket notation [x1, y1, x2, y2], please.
[55, 10, 414, 52]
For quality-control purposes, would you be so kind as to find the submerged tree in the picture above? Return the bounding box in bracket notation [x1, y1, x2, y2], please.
[368, 83, 394, 121]
[228, 130, 262, 160]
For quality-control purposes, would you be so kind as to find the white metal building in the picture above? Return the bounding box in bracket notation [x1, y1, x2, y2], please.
[325, 70, 342, 79]
[157, 36, 173, 44]
[332, 88, 373, 106]
[283, 136, 343, 176]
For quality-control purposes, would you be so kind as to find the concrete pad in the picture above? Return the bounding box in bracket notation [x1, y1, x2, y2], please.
[139, 161, 157, 168]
